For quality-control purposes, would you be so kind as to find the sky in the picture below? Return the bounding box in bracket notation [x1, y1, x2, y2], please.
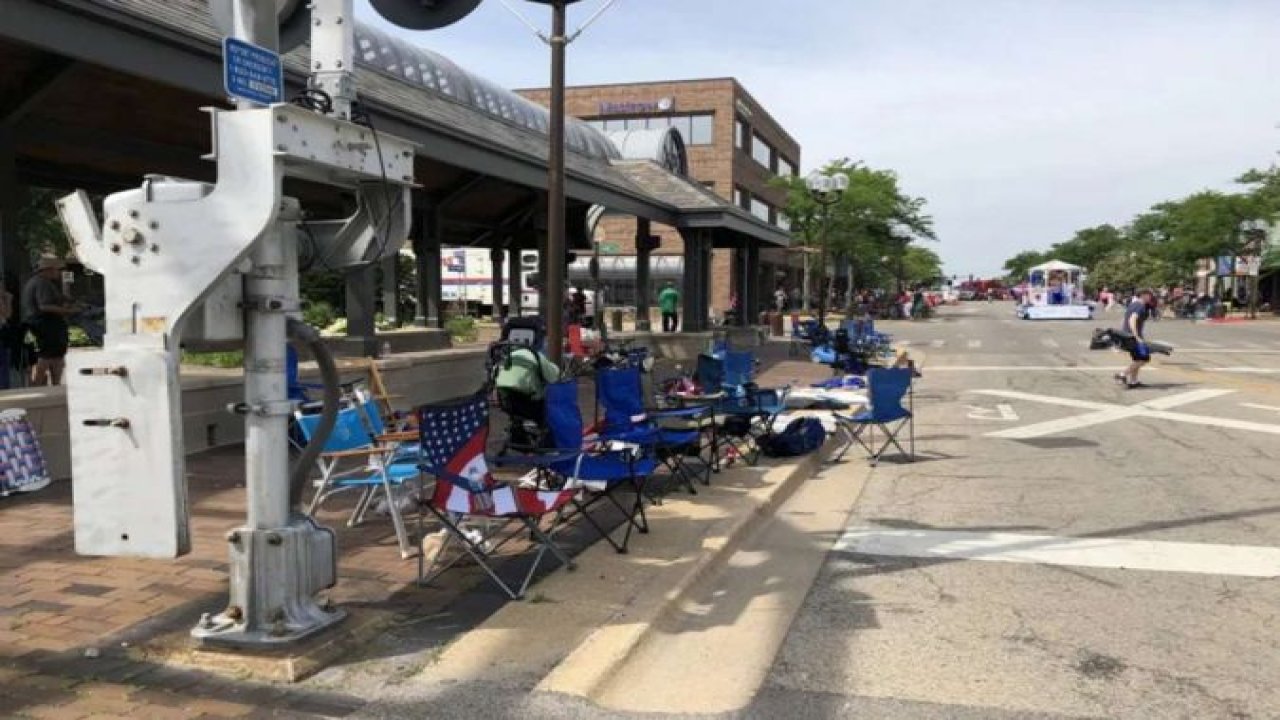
[355, 0, 1280, 278]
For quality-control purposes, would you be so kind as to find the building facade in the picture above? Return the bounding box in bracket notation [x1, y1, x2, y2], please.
[517, 78, 801, 318]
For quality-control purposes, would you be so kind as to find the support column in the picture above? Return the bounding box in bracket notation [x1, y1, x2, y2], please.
[635, 218, 652, 331]
[743, 243, 761, 327]
[345, 265, 378, 356]
[0, 133, 19, 390]
[507, 243, 523, 317]
[680, 230, 704, 333]
[412, 206, 443, 329]
[701, 233, 714, 331]
[490, 246, 505, 321]
[379, 254, 398, 327]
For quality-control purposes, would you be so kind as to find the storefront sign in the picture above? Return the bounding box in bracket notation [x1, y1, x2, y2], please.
[599, 97, 674, 115]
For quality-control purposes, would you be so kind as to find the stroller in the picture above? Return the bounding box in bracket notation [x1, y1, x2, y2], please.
[491, 317, 559, 451]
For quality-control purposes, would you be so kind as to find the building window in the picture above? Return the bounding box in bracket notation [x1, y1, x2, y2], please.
[751, 132, 773, 169]
[777, 213, 791, 231]
[689, 115, 714, 145]
[734, 186, 750, 209]
[585, 113, 714, 146]
[735, 118, 748, 149]
[750, 195, 771, 222]
[777, 155, 796, 178]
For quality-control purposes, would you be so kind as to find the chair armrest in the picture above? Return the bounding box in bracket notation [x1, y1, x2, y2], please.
[377, 431, 419, 443]
[321, 446, 396, 460]
[492, 450, 583, 468]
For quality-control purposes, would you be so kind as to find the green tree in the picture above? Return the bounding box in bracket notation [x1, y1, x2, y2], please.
[900, 245, 944, 288]
[1003, 250, 1049, 282]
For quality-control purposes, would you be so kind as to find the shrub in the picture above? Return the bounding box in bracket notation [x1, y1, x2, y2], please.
[181, 350, 245, 368]
[445, 315, 477, 344]
[302, 300, 337, 330]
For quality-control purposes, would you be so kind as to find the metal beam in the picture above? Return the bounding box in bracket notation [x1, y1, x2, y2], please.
[0, 56, 77, 128]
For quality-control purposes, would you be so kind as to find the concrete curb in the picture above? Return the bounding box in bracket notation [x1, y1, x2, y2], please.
[533, 439, 835, 700]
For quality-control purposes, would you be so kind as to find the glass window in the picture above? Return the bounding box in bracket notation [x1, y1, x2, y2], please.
[735, 118, 748, 149]
[750, 196, 770, 222]
[603, 118, 622, 132]
[689, 115, 714, 145]
[751, 132, 773, 169]
[734, 187, 749, 209]
[669, 115, 693, 143]
[777, 155, 796, 178]
[777, 213, 791, 231]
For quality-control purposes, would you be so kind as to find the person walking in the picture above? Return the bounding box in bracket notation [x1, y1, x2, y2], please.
[21, 256, 79, 386]
[658, 281, 680, 333]
[1115, 288, 1157, 390]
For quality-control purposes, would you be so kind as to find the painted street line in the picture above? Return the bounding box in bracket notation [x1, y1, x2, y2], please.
[965, 404, 1019, 421]
[897, 340, 912, 347]
[967, 339, 982, 349]
[1190, 340, 1221, 348]
[1041, 338, 1060, 349]
[929, 366, 1144, 372]
[835, 528, 1280, 578]
[1207, 368, 1280, 374]
[1180, 349, 1280, 355]
[931, 339, 947, 348]
[1240, 403, 1280, 414]
[972, 388, 1248, 440]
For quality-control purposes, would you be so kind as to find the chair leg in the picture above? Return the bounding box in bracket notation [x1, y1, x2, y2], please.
[381, 477, 413, 559]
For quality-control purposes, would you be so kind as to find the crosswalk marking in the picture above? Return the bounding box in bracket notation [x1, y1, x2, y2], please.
[835, 528, 1280, 578]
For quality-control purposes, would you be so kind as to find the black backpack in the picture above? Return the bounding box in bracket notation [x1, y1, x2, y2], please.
[760, 417, 826, 458]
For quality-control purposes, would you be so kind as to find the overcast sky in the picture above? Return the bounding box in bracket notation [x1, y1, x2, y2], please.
[355, 0, 1280, 278]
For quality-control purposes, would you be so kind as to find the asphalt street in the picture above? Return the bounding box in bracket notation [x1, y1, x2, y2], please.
[761, 302, 1280, 719]
[351, 302, 1280, 719]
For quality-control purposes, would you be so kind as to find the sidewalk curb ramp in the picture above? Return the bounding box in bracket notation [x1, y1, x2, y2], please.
[416, 440, 833, 694]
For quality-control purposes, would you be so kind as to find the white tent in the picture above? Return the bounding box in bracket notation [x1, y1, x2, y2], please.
[1028, 259, 1082, 273]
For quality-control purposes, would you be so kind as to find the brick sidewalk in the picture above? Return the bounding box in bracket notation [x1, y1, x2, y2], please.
[0, 342, 827, 719]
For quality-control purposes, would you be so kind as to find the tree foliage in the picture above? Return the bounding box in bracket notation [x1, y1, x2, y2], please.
[1000, 165, 1280, 292]
[773, 158, 936, 299]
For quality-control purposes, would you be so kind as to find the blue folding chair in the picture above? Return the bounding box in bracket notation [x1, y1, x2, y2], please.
[596, 367, 713, 493]
[417, 391, 579, 599]
[544, 378, 657, 554]
[297, 404, 419, 557]
[696, 352, 789, 466]
[833, 367, 915, 465]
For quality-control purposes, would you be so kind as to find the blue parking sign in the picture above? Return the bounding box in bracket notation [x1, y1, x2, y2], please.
[223, 37, 283, 106]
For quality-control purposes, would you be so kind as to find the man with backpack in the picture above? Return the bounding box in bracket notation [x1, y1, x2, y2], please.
[1115, 288, 1157, 390]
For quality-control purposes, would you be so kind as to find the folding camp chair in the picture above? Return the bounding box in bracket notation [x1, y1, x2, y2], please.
[417, 390, 578, 599]
[699, 351, 789, 467]
[297, 403, 419, 558]
[544, 378, 657, 554]
[833, 367, 915, 466]
[596, 367, 714, 494]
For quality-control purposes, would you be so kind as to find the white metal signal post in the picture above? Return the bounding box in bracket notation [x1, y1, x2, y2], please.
[55, 0, 479, 647]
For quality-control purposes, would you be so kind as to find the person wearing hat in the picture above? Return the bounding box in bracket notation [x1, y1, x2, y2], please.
[21, 256, 81, 386]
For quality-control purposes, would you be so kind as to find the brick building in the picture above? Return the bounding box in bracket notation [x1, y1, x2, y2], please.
[517, 78, 801, 317]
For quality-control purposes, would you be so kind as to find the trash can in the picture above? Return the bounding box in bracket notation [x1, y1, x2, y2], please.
[611, 309, 623, 332]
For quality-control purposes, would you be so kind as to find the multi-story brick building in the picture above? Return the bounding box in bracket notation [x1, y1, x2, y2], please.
[517, 78, 801, 317]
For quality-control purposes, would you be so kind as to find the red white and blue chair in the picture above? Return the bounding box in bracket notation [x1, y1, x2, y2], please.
[417, 391, 578, 600]
[833, 367, 915, 466]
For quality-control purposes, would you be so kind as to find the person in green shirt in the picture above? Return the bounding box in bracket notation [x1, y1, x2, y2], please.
[658, 281, 680, 332]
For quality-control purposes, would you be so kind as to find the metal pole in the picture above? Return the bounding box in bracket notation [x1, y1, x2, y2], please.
[816, 202, 830, 327]
[244, 225, 291, 530]
[544, 1, 568, 364]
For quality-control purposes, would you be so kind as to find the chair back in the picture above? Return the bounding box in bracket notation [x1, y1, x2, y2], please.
[596, 367, 645, 429]
[695, 353, 724, 392]
[710, 339, 730, 358]
[417, 391, 495, 494]
[723, 351, 755, 387]
[286, 345, 307, 402]
[867, 368, 912, 422]
[502, 316, 545, 350]
[544, 378, 586, 450]
[354, 389, 387, 438]
[295, 405, 371, 453]
[566, 323, 586, 357]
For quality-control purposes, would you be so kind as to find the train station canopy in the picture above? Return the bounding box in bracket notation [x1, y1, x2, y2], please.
[2, 0, 790, 253]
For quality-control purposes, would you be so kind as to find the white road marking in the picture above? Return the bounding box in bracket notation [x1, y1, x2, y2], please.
[973, 388, 1245, 439]
[1241, 403, 1280, 414]
[967, 339, 982, 349]
[1191, 340, 1221, 348]
[931, 340, 946, 348]
[835, 528, 1280, 578]
[1041, 338, 1060, 349]
[897, 340, 912, 347]
[930, 366, 1144, 372]
[1180, 349, 1280, 355]
[1207, 367, 1280, 374]
[965, 404, 1020, 421]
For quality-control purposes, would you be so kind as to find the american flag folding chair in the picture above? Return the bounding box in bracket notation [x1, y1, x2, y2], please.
[595, 366, 713, 495]
[417, 390, 578, 600]
[542, 378, 657, 555]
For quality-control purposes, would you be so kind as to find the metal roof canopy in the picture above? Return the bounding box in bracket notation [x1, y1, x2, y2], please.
[1, 0, 790, 252]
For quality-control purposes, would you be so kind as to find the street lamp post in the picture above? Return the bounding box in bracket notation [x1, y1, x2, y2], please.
[1241, 219, 1268, 320]
[805, 171, 848, 327]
